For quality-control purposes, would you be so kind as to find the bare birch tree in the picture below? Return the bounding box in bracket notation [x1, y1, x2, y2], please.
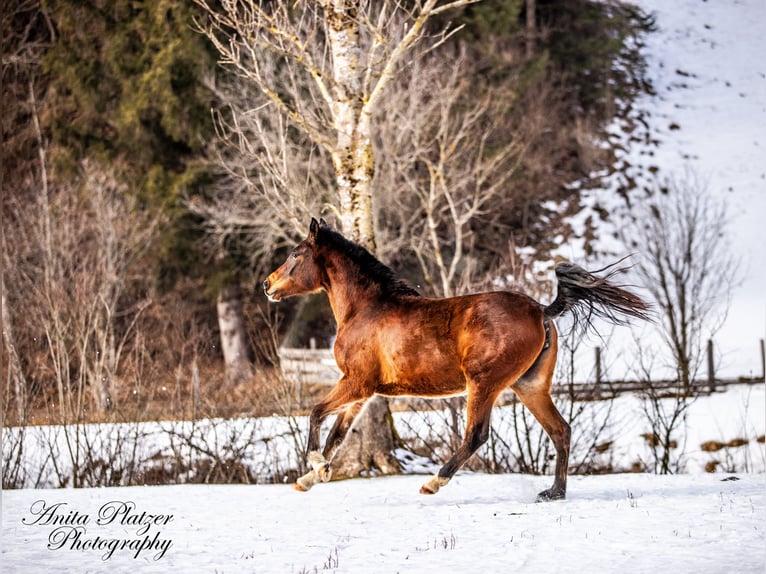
[194, 0, 480, 478]
[195, 0, 478, 247]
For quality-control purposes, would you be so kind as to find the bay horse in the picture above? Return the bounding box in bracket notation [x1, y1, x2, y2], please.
[264, 218, 649, 501]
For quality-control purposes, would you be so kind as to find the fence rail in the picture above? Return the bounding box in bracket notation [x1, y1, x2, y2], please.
[546, 376, 764, 401]
[279, 347, 341, 385]
[279, 339, 765, 400]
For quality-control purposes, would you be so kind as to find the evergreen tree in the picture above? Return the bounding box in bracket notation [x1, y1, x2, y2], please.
[538, 0, 655, 118]
[43, 0, 218, 284]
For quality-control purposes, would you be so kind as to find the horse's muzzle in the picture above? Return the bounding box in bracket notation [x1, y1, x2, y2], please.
[263, 278, 281, 302]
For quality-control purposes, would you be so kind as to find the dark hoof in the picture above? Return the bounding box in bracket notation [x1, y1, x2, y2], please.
[536, 488, 566, 503]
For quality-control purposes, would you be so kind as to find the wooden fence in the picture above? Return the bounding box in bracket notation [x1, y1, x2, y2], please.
[279, 346, 342, 385]
[278, 338, 766, 400]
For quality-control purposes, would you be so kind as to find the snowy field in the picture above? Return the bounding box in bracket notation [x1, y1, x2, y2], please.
[2, 473, 764, 573]
[2, 384, 764, 572]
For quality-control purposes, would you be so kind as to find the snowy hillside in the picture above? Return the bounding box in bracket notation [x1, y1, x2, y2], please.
[583, 0, 766, 379]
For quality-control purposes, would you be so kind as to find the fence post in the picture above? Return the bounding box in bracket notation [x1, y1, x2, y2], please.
[594, 347, 602, 385]
[707, 339, 715, 393]
[192, 357, 200, 420]
[760, 339, 765, 382]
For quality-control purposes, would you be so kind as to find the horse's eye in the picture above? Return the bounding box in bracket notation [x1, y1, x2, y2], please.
[291, 252, 299, 259]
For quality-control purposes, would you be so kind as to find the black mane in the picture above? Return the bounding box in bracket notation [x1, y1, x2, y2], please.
[316, 226, 420, 298]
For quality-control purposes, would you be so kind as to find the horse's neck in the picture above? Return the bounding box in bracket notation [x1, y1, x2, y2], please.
[324, 256, 378, 325]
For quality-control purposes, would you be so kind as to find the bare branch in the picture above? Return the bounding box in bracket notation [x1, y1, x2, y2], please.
[364, 0, 480, 115]
[623, 170, 740, 388]
[194, 0, 335, 151]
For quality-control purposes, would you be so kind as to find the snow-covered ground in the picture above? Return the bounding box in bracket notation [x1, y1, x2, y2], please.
[4, 384, 764, 490]
[2, 384, 764, 572]
[2, 473, 764, 573]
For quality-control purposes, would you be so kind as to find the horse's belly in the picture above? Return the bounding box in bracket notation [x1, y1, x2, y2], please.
[373, 321, 465, 397]
[375, 368, 466, 398]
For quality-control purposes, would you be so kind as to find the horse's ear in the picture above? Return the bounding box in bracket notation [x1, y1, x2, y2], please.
[309, 217, 320, 239]
[319, 217, 327, 228]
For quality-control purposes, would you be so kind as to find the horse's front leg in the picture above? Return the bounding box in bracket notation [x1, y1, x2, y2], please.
[294, 402, 334, 491]
[295, 381, 366, 492]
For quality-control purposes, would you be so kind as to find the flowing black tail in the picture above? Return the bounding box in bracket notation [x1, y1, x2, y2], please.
[545, 259, 651, 333]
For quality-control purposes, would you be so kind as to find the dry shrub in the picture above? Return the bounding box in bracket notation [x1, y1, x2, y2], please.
[726, 438, 749, 448]
[700, 440, 726, 453]
[701, 438, 749, 453]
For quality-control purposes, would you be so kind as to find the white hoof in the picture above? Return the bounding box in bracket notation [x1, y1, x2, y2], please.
[294, 451, 332, 490]
[307, 451, 332, 483]
[294, 470, 317, 492]
[419, 475, 450, 495]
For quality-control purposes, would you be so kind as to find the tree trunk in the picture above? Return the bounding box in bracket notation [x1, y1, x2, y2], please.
[217, 284, 253, 385]
[526, 0, 536, 58]
[89, 313, 116, 413]
[1, 290, 27, 423]
[322, 0, 376, 251]
[321, 0, 399, 477]
[330, 396, 401, 479]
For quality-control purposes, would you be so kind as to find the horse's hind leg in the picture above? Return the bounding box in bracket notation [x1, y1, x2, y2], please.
[512, 323, 571, 501]
[514, 387, 570, 501]
[420, 386, 499, 495]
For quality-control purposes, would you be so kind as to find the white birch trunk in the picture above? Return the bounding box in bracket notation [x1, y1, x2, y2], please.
[321, 0, 398, 476]
[323, 0, 376, 249]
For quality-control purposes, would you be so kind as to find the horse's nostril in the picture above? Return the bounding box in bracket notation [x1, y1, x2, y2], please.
[262, 279, 270, 292]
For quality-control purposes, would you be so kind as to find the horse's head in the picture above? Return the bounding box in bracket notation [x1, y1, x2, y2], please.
[263, 218, 326, 302]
